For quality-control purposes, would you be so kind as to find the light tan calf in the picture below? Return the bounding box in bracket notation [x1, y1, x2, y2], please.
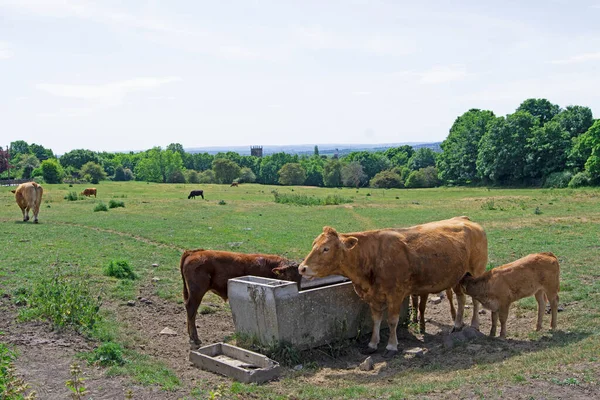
[460, 252, 560, 338]
[11, 182, 43, 223]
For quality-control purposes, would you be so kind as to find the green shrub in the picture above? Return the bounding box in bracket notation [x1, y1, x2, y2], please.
[108, 199, 125, 209]
[568, 171, 591, 188]
[543, 171, 573, 188]
[218, 200, 227, 205]
[94, 202, 108, 212]
[370, 170, 404, 188]
[86, 342, 126, 366]
[273, 191, 353, 206]
[0, 342, 36, 399]
[18, 264, 102, 333]
[104, 260, 137, 280]
[64, 191, 82, 201]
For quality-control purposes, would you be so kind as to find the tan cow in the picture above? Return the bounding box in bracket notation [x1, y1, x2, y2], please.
[299, 216, 488, 357]
[11, 182, 44, 223]
[459, 252, 560, 338]
[81, 188, 97, 197]
[180, 249, 303, 348]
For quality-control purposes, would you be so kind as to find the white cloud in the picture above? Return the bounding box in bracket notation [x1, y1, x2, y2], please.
[418, 64, 467, 84]
[36, 76, 180, 103]
[0, 41, 13, 59]
[550, 52, 600, 64]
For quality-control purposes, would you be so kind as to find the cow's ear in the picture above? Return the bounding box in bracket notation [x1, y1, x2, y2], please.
[323, 226, 338, 236]
[271, 267, 282, 276]
[343, 236, 358, 250]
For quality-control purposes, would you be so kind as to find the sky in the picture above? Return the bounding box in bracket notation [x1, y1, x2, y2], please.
[1, 0, 600, 155]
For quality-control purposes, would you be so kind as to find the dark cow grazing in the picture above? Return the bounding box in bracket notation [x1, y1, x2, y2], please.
[180, 249, 303, 348]
[299, 216, 487, 358]
[81, 187, 97, 197]
[230, 182, 239, 187]
[188, 190, 204, 199]
[11, 182, 44, 223]
[460, 252, 560, 338]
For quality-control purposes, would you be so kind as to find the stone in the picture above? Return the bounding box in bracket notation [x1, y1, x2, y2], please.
[152, 277, 160, 282]
[127, 300, 135, 307]
[462, 327, 485, 339]
[404, 347, 425, 357]
[443, 335, 454, 349]
[293, 364, 303, 371]
[152, 263, 159, 267]
[429, 296, 442, 305]
[359, 356, 374, 371]
[160, 327, 178, 336]
[479, 309, 487, 315]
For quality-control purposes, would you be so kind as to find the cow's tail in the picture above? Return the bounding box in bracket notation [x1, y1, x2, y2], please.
[31, 182, 41, 211]
[180, 249, 205, 303]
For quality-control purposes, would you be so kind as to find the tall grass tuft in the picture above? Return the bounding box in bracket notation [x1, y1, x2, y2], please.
[64, 191, 82, 201]
[273, 191, 353, 206]
[108, 199, 125, 209]
[94, 202, 108, 212]
[104, 259, 137, 280]
[18, 264, 102, 334]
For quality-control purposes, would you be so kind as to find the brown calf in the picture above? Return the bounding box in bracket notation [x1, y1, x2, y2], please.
[180, 249, 302, 348]
[460, 252, 560, 338]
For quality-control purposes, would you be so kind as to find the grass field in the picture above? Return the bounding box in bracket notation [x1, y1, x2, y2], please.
[1, 182, 599, 399]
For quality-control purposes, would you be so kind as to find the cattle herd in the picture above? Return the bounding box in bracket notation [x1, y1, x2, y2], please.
[10, 182, 561, 358]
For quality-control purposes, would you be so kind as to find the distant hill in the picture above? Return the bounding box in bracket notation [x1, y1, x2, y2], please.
[185, 142, 442, 156]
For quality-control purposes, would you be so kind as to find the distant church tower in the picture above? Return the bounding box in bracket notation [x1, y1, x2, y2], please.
[251, 146, 263, 157]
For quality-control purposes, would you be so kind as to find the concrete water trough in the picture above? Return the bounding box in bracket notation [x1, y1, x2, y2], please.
[228, 275, 409, 350]
[189, 342, 281, 383]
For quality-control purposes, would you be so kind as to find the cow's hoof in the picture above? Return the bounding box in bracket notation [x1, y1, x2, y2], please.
[33, 220, 38, 224]
[451, 325, 464, 333]
[382, 350, 398, 359]
[360, 346, 378, 355]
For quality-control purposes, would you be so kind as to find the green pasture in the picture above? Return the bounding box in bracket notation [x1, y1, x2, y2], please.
[1, 182, 599, 398]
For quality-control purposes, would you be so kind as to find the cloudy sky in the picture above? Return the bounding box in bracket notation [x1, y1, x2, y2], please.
[1, 0, 599, 154]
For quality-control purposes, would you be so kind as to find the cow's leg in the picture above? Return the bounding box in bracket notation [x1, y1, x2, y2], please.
[446, 289, 456, 321]
[490, 311, 498, 337]
[470, 297, 481, 330]
[24, 206, 30, 222]
[548, 292, 559, 331]
[364, 305, 383, 353]
[418, 294, 427, 334]
[535, 290, 545, 331]
[185, 278, 209, 349]
[383, 299, 405, 358]
[498, 305, 510, 338]
[452, 284, 466, 331]
[32, 201, 40, 223]
[411, 295, 418, 324]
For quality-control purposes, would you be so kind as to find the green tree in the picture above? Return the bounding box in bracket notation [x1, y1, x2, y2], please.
[60, 149, 100, 170]
[258, 153, 298, 184]
[407, 148, 437, 171]
[238, 167, 256, 183]
[10, 140, 30, 160]
[278, 163, 306, 185]
[383, 145, 415, 168]
[168, 169, 186, 183]
[477, 112, 538, 184]
[370, 170, 404, 188]
[113, 166, 127, 181]
[185, 169, 201, 184]
[16, 153, 40, 179]
[323, 158, 343, 187]
[29, 143, 54, 161]
[437, 109, 495, 184]
[582, 121, 600, 183]
[199, 169, 216, 183]
[134, 147, 183, 183]
[300, 156, 325, 187]
[213, 158, 241, 184]
[40, 158, 64, 183]
[516, 98, 560, 125]
[405, 166, 440, 188]
[314, 145, 319, 156]
[341, 161, 367, 187]
[342, 151, 390, 180]
[80, 161, 107, 184]
[525, 121, 570, 180]
[191, 153, 214, 171]
[553, 105, 594, 139]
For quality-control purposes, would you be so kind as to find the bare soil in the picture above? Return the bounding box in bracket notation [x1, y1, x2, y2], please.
[2, 287, 598, 399]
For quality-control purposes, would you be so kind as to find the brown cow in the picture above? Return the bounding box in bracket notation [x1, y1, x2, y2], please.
[459, 252, 560, 338]
[81, 188, 97, 197]
[230, 182, 239, 187]
[11, 182, 43, 223]
[299, 216, 487, 357]
[180, 249, 303, 348]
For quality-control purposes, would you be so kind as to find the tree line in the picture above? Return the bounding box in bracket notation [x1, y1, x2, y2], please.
[1, 98, 598, 189]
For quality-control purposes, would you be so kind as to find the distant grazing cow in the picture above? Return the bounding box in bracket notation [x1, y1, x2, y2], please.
[299, 216, 487, 357]
[11, 182, 44, 223]
[188, 190, 204, 199]
[230, 182, 239, 187]
[81, 188, 97, 197]
[180, 249, 303, 348]
[460, 252, 560, 338]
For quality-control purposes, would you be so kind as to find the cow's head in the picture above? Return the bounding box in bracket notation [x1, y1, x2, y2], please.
[459, 272, 474, 292]
[272, 260, 302, 288]
[298, 226, 358, 279]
